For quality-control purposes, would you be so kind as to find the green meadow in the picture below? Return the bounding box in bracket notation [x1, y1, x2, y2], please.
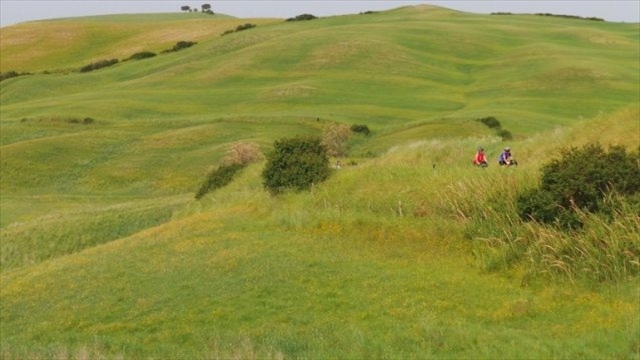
[1, 5, 639, 359]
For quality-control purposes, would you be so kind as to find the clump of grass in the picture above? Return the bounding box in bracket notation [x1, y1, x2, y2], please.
[221, 142, 263, 167]
[322, 122, 350, 157]
[459, 176, 639, 283]
[524, 201, 640, 283]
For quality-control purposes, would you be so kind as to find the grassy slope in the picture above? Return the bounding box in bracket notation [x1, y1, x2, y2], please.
[1, 7, 638, 131]
[2, 108, 638, 358]
[0, 13, 276, 72]
[0, 6, 639, 358]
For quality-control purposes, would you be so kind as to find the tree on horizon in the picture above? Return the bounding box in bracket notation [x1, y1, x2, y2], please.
[202, 3, 214, 14]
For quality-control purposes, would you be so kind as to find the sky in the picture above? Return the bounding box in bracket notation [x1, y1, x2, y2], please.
[1, 0, 639, 28]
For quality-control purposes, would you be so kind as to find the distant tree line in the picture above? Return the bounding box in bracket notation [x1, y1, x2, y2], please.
[492, 12, 604, 21]
[286, 14, 317, 22]
[2, 40, 198, 80]
[180, 4, 214, 14]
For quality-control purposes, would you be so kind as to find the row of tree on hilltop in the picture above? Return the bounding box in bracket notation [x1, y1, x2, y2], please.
[181, 4, 214, 14]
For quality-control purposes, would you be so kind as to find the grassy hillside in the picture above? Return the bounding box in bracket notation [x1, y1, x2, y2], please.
[0, 5, 638, 359]
[2, 6, 638, 132]
[2, 107, 638, 359]
[0, 13, 278, 72]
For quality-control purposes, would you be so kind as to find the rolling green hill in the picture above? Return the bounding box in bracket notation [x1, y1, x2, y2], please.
[1, 5, 639, 359]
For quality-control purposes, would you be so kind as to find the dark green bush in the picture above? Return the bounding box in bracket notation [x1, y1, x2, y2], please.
[195, 163, 244, 200]
[79, 58, 119, 73]
[477, 116, 501, 129]
[497, 129, 513, 141]
[492, 12, 604, 21]
[220, 24, 256, 36]
[174, 41, 197, 50]
[127, 51, 157, 60]
[262, 136, 330, 195]
[517, 143, 640, 228]
[236, 23, 256, 31]
[350, 124, 371, 136]
[162, 41, 197, 53]
[534, 13, 604, 21]
[476, 116, 515, 141]
[286, 14, 317, 22]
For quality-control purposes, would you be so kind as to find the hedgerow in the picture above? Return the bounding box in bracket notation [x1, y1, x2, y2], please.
[126, 51, 157, 61]
[79, 59, 119, 73]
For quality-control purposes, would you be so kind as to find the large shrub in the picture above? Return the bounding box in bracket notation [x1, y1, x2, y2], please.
[262, 136, 330, 195]
[517, 143, 640, 228]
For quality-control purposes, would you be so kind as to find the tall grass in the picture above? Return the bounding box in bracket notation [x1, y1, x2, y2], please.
[463, 187, 640, 283]
[0, 196, 187, 271]
[525, 202, 640, 283]
[2, 128, 638, 359]
[450, 109, 640, 284]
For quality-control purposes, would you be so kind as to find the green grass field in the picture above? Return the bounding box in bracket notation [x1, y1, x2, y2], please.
[1, 5, 639, 359]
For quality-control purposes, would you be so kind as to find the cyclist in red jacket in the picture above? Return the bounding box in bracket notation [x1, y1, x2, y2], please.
[473, 147, 488, 167]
